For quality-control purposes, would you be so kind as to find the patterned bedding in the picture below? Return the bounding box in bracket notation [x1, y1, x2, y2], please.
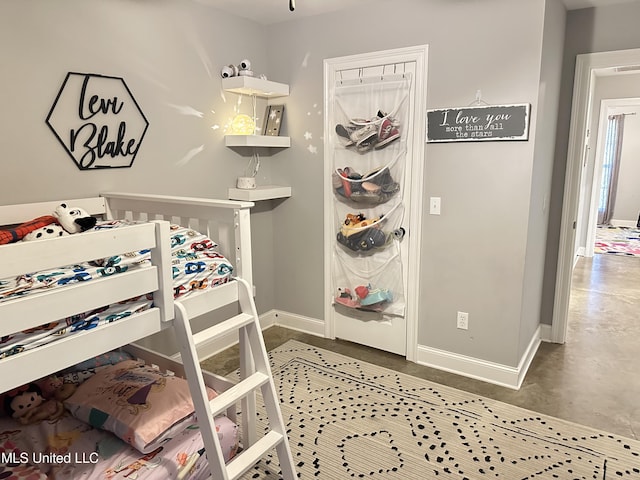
[0, 352, 240, 479]
[0, 409, 238, 479]
[0, 220, 234, 359]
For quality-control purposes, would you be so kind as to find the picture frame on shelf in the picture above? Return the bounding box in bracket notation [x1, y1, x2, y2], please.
[263, 104, 285, 136]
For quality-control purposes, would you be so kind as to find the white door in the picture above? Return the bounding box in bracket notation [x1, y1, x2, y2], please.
[323, 46, 427, 359]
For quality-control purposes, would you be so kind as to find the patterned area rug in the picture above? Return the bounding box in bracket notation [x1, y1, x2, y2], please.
[595, 226, 640, 256]
[233, 340, 640, 479]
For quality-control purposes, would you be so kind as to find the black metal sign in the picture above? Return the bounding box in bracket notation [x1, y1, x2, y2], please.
[427, 104, 530, 143]
[46, 72, 149, 169]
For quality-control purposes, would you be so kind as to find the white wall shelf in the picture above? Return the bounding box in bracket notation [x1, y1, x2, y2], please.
[222, 76, 289, 98]
[223, 77, 292, 201]
[224, 135, 290, 148]
[228, 186, 292, 202]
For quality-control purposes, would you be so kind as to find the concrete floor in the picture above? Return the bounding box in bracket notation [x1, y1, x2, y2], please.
[202, 253, 640, 440]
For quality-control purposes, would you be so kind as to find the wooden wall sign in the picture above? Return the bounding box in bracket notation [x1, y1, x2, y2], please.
[46, 72, 149, 170]
[426, 104, 530, 143]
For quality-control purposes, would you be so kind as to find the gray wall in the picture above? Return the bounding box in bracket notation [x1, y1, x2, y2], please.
[9, 0, 631, 371]
[543, 1, 640, 325]
[0, 0, 279, 313]
[520, 0, 566, 358]
[266, 0, 555, 367]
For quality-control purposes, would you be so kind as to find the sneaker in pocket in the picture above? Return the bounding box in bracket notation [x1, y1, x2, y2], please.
[375, 117, 400, 149]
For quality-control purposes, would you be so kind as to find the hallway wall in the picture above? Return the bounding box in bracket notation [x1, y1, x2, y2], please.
[542, 0, 640, 327]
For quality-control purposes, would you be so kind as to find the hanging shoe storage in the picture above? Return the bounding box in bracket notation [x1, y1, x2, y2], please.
[332, 151, 404, 206]
[333, 84, 408, 155]
[335, 201, 405, 253]
[332, 246, 405, 316]
[329, 71, 411, 324]
[324, 45, 428, 357]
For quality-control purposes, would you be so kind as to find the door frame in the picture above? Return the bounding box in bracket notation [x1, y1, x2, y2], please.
[323, 45, 428, 361]
[552, 48, 640, 344]
[585, 97, 640, 257]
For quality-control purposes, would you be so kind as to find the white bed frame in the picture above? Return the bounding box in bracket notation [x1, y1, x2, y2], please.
[0, 192, 296, 480]
[0, 192, 252, 393]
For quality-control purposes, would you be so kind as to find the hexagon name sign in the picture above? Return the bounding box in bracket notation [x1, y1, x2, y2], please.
[46, 72, 149, 170]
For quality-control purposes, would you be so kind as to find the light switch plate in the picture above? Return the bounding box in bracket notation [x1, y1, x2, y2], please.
[429, 197, 441, 215]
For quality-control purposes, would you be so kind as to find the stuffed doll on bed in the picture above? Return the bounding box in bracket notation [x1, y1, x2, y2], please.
[0, 203, 96, 244]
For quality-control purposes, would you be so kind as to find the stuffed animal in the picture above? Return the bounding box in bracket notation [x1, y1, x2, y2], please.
[36, 375, 77, 402]
[1, 202, 97, 244]
[23, 224, 68, 242]
[53, 203, 97, 234]
[0, 215, 58, 244]
[3, 384, 65, 425]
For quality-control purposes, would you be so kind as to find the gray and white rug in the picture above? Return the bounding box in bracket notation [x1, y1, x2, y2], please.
[233, 340, 640, 479]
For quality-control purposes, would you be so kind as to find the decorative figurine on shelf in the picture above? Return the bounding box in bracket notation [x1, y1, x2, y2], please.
[220, 59, 268, 80]
[220, 59, 252, 78]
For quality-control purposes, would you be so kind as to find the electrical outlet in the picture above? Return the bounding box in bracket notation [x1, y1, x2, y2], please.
[457, 311, 469, 330]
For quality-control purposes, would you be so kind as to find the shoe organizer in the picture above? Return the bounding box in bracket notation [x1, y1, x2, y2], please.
[334, 112, 403, 154]
[332, 246, 405, 316]
[334, 81, 409, 156]
[335, 202, 404, 254]
[332, 151, 404, 206]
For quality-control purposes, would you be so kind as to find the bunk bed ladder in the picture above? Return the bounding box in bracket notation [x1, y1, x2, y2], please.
[172, 277, 297, 480]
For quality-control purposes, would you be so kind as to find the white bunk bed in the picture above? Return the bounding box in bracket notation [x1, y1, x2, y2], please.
[0, 192, 295, 480]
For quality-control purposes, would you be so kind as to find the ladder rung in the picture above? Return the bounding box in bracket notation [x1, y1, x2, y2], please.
[191, 312, 255, 346]
[209, 371, 269, 417]
[226, 430, 284, 480]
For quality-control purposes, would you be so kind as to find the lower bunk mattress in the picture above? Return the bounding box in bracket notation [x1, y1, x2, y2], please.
[0, 220, 234, 359]
[0, 413, 237, 479]
[0, 353, 239, 479]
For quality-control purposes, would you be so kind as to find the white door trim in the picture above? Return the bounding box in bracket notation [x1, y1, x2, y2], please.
[552, 48, 640, 344]
[323, 45, 428, 361]
[585, 97, 640, 257]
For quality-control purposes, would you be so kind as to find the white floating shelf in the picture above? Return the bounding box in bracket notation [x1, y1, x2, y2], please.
[228, 186, 292, 202]
[222, 76, 289, 98]
[225, 135, 290, 148]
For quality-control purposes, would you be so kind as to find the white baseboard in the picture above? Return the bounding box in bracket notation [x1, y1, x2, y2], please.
[189, 310, 543, 390]
[415, 326, 542, 390]
[181, 309, 324, 362]
[269, 310, 326, 336]
[611, 219, 637, 228]
[539, 323, 553, 342]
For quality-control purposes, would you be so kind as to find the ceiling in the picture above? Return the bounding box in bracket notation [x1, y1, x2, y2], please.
[197, 0, 640, 25]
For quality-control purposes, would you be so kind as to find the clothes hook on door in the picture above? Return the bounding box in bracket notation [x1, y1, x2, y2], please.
[289, 0, 295, 11]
